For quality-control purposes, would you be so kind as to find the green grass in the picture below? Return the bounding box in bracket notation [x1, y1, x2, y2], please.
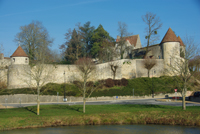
[0, 104, 200, 130]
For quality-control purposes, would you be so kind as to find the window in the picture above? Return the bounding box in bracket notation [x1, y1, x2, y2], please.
[25, 58, 28, 63]
[13, 58, 15, 62]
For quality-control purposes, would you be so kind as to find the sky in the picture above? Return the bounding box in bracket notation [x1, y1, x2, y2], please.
[0, 0, 199, 57]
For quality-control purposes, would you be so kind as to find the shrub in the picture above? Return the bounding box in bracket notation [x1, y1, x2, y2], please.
[113, 80, 121, 86]
[121, 78, 128, 86]
[73, 81, 81, 86]
[105, 78, 114, 87]
[86, 81, 94, 87]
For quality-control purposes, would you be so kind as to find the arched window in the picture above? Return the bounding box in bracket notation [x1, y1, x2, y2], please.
[13, 58, 15, 62]
[25, 58, 28, 63]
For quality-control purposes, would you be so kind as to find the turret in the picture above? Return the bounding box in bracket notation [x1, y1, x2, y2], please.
[161, 28, 180, 67]
[7, 46, 30, 89]
[10, 46, 29, 65]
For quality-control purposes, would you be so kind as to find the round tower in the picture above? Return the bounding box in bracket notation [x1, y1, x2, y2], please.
[161, 28, 180, 67]
[7, 46, 30, 89]
[10, 46, 29, 65]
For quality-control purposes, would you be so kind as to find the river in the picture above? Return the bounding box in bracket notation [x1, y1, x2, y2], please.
[1, 125, 200, 134]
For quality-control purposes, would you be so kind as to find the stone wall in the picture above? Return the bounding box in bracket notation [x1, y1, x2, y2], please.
[6, 59, 167, 89]
[0, 92, 192, 103]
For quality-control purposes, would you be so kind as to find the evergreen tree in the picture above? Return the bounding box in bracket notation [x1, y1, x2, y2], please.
[79, 21, 95, 56]
[90, 24, 114, 58]
[62, 28, 83, 63]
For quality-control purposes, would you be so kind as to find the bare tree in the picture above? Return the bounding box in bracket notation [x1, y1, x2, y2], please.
[143, 56, 157, 78]
[99, 39, 116, 63]
[142, 12, 162, 55]
[166, 36, 199, 110]
[22, 46, 56, 115]
[75, 57, 99, 113]
[116, 22, 131, 59]
[15, 21, 53, 62]
[109, 61, 120, 79]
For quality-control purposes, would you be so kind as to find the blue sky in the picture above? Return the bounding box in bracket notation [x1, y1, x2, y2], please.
[0, 0, 199, 57]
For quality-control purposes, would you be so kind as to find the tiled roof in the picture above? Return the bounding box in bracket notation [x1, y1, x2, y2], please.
[11, 46, 28, 57]
[116, 35, 138, 47]
[177, 36, 185, 46]
[4, 57, 10, 59]
[161, 28, 178, 43]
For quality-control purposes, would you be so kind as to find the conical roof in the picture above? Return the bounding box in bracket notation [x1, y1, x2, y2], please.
[177, 36, 185, 46]
[11, 46, 28, 57]
[161, 28, 178, 43]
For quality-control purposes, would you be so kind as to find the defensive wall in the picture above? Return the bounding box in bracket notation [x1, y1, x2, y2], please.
[2, 27, 184, 89]
[6, 58, 165, 89]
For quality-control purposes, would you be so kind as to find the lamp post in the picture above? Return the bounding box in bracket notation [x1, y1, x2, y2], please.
[152, 69, 156, 98]
[63, 71, 66, 102]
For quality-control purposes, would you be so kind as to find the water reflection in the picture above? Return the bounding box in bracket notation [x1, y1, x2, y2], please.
[1, 125, 200, 134]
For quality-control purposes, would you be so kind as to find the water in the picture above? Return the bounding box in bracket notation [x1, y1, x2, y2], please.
[1, 125, 200, 134]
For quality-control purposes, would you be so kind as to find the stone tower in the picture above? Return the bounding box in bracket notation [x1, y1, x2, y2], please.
[7, 46, 30, 89]
[161, 28, 181, 68]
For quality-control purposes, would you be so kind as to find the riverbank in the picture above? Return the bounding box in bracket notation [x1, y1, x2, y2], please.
[0, 104, 200, 131]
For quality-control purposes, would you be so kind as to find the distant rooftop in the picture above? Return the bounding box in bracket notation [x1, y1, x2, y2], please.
[10, 46, 28, 57]
[116, 35, 139, 47]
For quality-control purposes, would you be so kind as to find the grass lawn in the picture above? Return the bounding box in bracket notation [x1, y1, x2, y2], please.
[0, 104, 200, 130]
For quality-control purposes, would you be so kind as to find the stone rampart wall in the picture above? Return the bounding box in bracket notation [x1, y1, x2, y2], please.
[7, 59, 166, 89]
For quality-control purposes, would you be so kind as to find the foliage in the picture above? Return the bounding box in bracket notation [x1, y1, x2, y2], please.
[121, 78, 128, 86]
[60, 28, 84, 64]
[79, 21, 95, 55]
[15, 21, 53, 62]
[1, 77, 185, 97]
[91, 76, 178, 97]
[90, 24, 114, 59]
[105, 78, 114, 87]
[113, 79, 121, 86]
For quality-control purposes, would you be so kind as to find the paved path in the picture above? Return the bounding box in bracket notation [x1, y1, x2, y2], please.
[1, 98, 200, 108]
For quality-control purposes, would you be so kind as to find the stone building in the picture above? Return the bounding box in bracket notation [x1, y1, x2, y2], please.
[2, 28, 185, 89]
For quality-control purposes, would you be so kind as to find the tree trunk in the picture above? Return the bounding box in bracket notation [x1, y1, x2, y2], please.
[113, 72, 116, 80]
[83, 80, 86, 113]
[37, 84, 40, 115]
[182, 84, 186, 110]
[83, 98, 86, 113]
[148, 70, 150, 77]
[182, 96, 186, 110]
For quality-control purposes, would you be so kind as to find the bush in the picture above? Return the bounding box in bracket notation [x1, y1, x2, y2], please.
[113, 80, 121, 86]
[105, 78, 114, 87]
[86, 81, 94, 87]
[121, 78, 128, 86]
